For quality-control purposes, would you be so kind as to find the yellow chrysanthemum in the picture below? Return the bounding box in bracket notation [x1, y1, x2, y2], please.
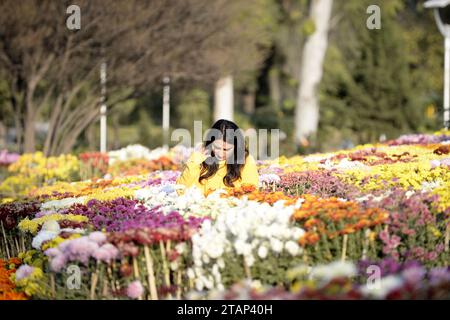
[41, 234, 82, 251]
[18, 214, 88, 235]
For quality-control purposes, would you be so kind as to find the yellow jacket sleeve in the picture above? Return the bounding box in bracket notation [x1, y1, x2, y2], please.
[241, 154, 259, 187]
[176, 151, 205, 188]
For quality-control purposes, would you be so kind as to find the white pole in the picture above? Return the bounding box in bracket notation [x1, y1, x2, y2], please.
[162, 76, 170, 151]
[445, 36, 450, 129]
[214, 75, 234, 121]
[100, 62, 107, 153]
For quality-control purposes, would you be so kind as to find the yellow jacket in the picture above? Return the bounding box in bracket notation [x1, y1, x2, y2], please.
[176, 151, 259, 194]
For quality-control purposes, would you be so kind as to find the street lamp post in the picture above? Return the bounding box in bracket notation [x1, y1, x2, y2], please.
[162, 76, 170, 151]
[425, 0, 450, 129]
[100, 61, 107, 152]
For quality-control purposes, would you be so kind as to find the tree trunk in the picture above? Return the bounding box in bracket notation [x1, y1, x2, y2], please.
[111, 114, 120, 150]
[10, 88, 24, 152]
[13, 113, 22, 153]
[23, 114, 36, 153]
[43, 96, 63, 156]
[269, 67, 281, 108]
[59, 108, 99, 154]
[86, 124, 97, 151]
[214, 75, 234, 121]
[295, 0, 333, 146]
[242, 89, 255, 115]
[0, 121, 6, 149]
[24, 85, 37, 153]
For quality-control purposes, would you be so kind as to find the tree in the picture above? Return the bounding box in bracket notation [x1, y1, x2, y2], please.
[212, 0, 277, 122]
[0, 0, 275, 155]
[317, 0, 442, 148]
[214, 76, 234, 121]
[294, 0, 334, 147]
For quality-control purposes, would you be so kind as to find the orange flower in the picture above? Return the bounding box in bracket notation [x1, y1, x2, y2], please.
[222, 185, 298, 206]
[224, 186, 389, 247]
[292, 194, 388, 244]
[0, 258, 28, 300]
[0, 292, 28, 300]
[354, 219, 372, 229]
[8, 257, 22, 267]
[340, 225, 356, 235]
[304, 218, 319, 228]
[299, 232, 320, 246]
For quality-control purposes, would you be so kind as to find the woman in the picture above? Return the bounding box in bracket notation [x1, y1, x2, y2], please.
[176, 119, 259, 194]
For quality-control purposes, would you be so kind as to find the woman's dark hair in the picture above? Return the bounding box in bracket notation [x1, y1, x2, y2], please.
[199, 119, 248, 187]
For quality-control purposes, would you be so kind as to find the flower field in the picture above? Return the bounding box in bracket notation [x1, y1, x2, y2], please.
[0, 132, 449, 300]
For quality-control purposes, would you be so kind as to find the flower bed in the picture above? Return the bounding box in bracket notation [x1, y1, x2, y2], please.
[0, 132, 448, 299]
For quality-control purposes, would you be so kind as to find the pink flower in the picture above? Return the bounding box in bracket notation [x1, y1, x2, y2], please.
[435, 243, 445, 253]
[126, 280, 144, 299]
[379, 230, 389, 242]
[430, 160, 441, 169]
[50, 255, 67, 272]
[427, 252, 438, 261]
[92, 243, 119, 263]
[67, 238, 99, 264]
[402, 266, 425, 284]
[35, 210, 55, 218]
[44, 248, 60, 258]
[88, 231, 107, 244]
[380, 230, 401, 255]
[400, 227, 416, 236]
[441, 158, 450, 167]
[15, 265, 35, 280]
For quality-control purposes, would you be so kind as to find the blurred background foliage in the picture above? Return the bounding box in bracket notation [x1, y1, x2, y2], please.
[0, 0, 445, 156]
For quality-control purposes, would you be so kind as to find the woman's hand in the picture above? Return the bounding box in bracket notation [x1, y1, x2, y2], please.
[194, 143, 207, 155]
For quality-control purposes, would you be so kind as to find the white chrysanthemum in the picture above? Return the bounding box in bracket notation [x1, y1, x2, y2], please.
[108, 144, 169, 164]
[259, 173, 281, 185]
[212, 264, 220, 276]
[319, 158, 369, 171]
[294, 198, 304, 209]
[187, 268, 195, 279]
[41, 197, 86, 211]
[285, 241, 300, 256]
[233, 239, 246, 255]
[193, 258, 202, 267]
[405, 190, 415, 198]
[42, 220, 61, 232]
[245, 255, 255, 267]
[257, 246, 268, 259]
[250, 280, 263, 290]
[270, 238, 283, 253]
[293, 228, 306, 239]
[170, 261, 179, 271]
[195, 279, 204, 291]
[303, 154, 332, 163]
[421, 180, 440, 191]
[309, 261, 357, 282]
[32, 230, 59, 249]
[360, 275, 404, 299]
[355, 190, 391, 203]
[203, 276, 214, 290]
[137, 185, 232, 219]
[186, 194, 305, 290]
[217, 259, 225, 269]
[175, 242, 187, 255]
[60, 228, 85, 235]
[134, 188, 153, 200]
[202, 254, 210, 264]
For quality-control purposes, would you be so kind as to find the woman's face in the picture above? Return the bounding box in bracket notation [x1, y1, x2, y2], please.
[211, 140, 234, 161]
